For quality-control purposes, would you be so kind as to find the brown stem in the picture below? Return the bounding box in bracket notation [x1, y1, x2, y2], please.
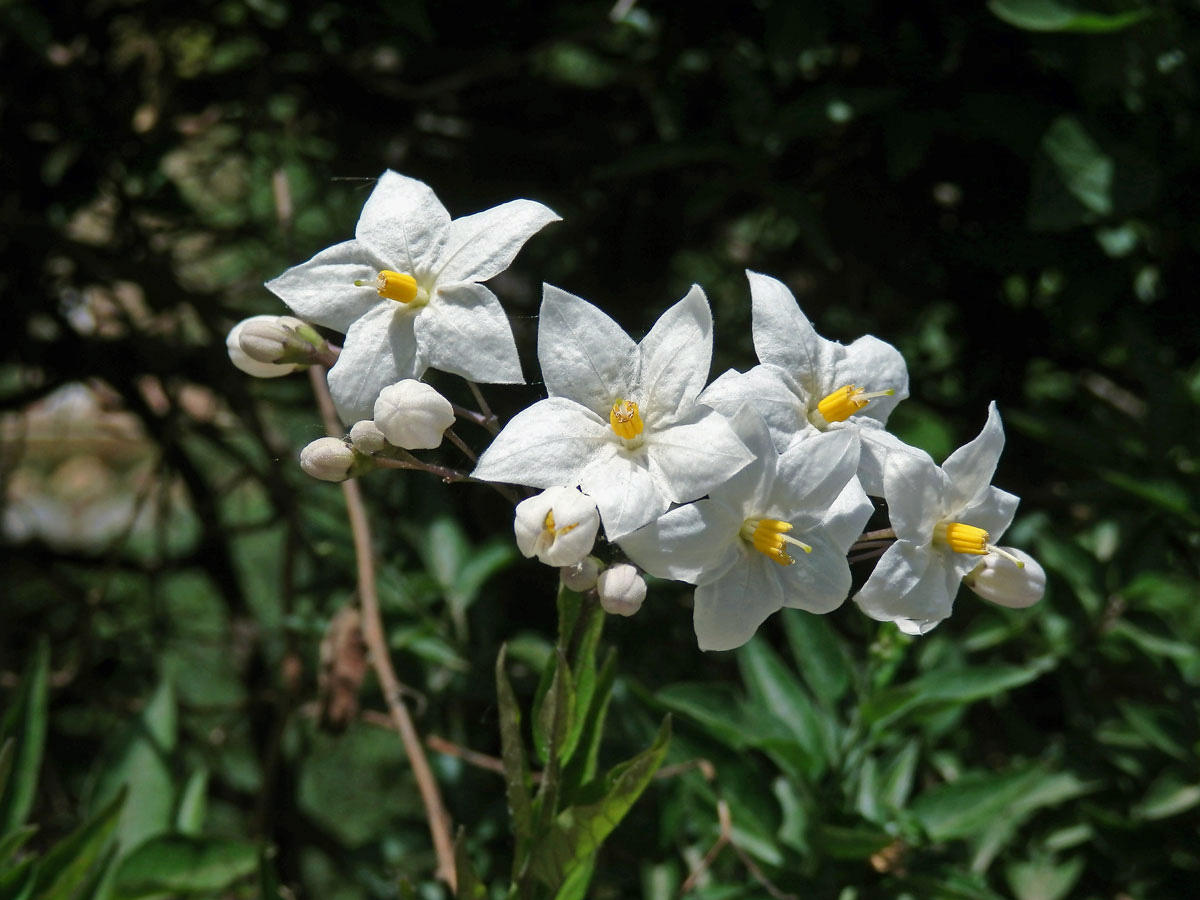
[308, 366, 457, 890]
[466, 380, 501, 434]
[848, 547, 890, 565]
[444, 427, 477, 463]
[450, 402, 495, 432]
[857, 527, 896, 542]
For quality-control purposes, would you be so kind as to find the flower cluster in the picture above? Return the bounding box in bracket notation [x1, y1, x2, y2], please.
[230, 171, 1044, 651]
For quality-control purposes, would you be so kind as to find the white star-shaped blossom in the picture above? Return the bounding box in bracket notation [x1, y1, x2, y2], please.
[854, 402, 1020, 634]
[265, 170, 559, 422]
[699, 271, 912, 495]
[471, 284, 755, 539]
[619, 407, 873, 651]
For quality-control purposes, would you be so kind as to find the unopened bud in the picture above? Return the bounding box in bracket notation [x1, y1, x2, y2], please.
[227, 316, 303, 378]
[373, 380, 455, 450]
[349, 420, 388, 455]
[597, 564, 646, 617]
[299, 437, 371, 482]
[963, 547, 1045, 609]
[239, 315, 325, 364]
[514, 488, 599, 567]
[560, 556, 601, 592]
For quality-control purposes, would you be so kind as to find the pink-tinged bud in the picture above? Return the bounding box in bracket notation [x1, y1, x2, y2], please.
[597, 564, 646, 617]
[373, 380, 455, 450]
[963, 547, 1046, 609]
[560, 556, 601, 592]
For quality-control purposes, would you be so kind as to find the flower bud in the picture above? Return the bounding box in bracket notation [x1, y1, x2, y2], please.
[560, 556, 601, 592]
[238, 315, 325, 365]
[597, 563, 646, 617]
[299, 437, 371, 482]
[373, 380, 455, 450]
[963, 547, 1045, 609]
[514, 487, 600, 567]
[349, 420, 388, 455]
[226, 316, 303, 378]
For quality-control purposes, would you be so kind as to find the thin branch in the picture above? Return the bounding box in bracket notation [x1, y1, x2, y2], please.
[848, 538, 894, 552]
[466, 380, 501, 434]
[857, 528, 896, 542]
[848, 547, 890, 565]
[444, 427, 477, 463]
[308, 366, 457, 891]
[450, 402, 496, 432]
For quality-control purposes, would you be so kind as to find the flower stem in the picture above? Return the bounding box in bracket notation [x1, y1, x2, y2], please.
[466, 380, 501, 434]
[308, 366, 457, 891]
[444, 427, 477, 463]
[848, 547, 890, 565]
[451, 402, 496, 432]
[857, 527, 896, 542]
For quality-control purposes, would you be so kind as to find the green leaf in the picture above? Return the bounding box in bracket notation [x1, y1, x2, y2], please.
[737, 639, 831, 777]
[495, 646, 533, 844]
[1042, 116, 1113, 216]
[878, 740, 921, 810]
[88, 680, 177, 851]
[174, 769, 208, 836]
[0, 825, 37, 868]
[988, 0, 1150, 32]
[0, 860, 37, 900]
[536, 651, 576, 771]
[1006, 855, 1085, 900]
[1132, 773, 1200, 821]
[0, 639, 49, 834]
[529, 717, 671, 889]
[781, 613, 852, 706]
[912, 768, 1091, 842]
[653, 683, 749, 749]
[562, 648, 617, 793]
[449, 539, 516, 622]
[815, 825, 894, 860]
[259, 848, 281, 900]
[862, 662, 1052, 726]
[552, 854, 594, 900]
[32, 790, 124, 900]
[452, 829, 486, 900]
[112, 835, 258, 898]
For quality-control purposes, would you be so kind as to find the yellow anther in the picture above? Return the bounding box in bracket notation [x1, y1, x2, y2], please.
[815, 384, 896, 424]
[541, 508, 578, 538]
[934, 522, 989, 555]
[375, 270, 419, 304]
[543, 509, 556, 532]
[740, 518, 812, 566]
[609, 399, 644, 440]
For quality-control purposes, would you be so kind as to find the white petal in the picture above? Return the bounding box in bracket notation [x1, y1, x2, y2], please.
[825, 335, 909, 424]
[617, 499, 742, 585]
[779, 529, 852, 614]
[856, 424, 923, 497]
[821, 478, 875, 551]
[327, 304, 421, 423]
[942, 402, 1005, 511]
[417, 283, 524, 384]
[538, 285, 637, 412]
[645, 408, 754, 507]
[581, 451, 668, 539]
[435, 199, 560, 284]
[265, 240, 386, 333]
[957, 486, 1020, 541]
[699, 364, 811, 453]
[773, 429, 860, 528]
[637, 285, 713, 424]
[693, 557, 787, 651]
[854, 541, 959, 626]
[748, 271, 826, 385]
[881, 448, 947, 542]
[354, 171, 450, 274]
[472, 398, 613, 487]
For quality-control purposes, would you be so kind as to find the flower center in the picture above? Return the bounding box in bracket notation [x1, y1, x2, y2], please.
[535, 509, 580, 556]
[813, 384, 896, 426]
[933, 521, 989, 555]
[739, 517, 812, 566]
[609, 399, 644, 440]
[374, 270, 419, 304]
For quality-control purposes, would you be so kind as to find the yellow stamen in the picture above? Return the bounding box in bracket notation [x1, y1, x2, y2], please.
[609, 399, 644, 440]
[542, 508, 578, 537]
[815, 384, 896, 424]
[375, 270, 419, 304]
[934, 522, 989, 555]
[740, 517, 812, 566]
[543, 509, 556, 531]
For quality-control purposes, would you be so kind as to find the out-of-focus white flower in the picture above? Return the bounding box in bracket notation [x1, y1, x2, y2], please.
[619, 406, 871, 651]
[265, 170, 559, 422]
[964, 546, 1045, 609]
[560, 556, 601, 592]
[854, 402, 1020, 633]
[373, 380, 455, 450]
[300, 437, 371, 482]
[348, 420, 388, 455]
[513, 487, 600, 567]
[472, 285, 753, 538]
[226, 316, 304, 378]
[597, 564, 646, 617]
[699, 271, 912, 495]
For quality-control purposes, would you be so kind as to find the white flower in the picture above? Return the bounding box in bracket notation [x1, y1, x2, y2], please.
[373, 380, 455, 450]
[699, 271, 911, 495]
[619, 407, 872, 651]
[854, 402, 1020, 633]
[964, 547, 1045, 609]
[471, 285, 754, 538]
[226, 316, 303, 378]
[266, 171, 559, 422]
[513, 487, 600, 567]
[597, 564, 646, 617]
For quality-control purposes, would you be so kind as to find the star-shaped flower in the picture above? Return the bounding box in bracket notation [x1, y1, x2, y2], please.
[699, 271, 911, 495]
[618, 407, 873, 650]
[266, 171, 559, 422]
[853, 402, 1020, 633]
[471, 284, 754, 538]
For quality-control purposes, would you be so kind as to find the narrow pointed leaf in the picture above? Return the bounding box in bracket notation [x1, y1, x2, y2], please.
[453, 829, 486, 900]
[32, 789, 124, 900]
[112, 835, 258, 898]
[0, 639, 49, 833]
[495, 646, 533, 842]
[175, 769, 208, 836]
